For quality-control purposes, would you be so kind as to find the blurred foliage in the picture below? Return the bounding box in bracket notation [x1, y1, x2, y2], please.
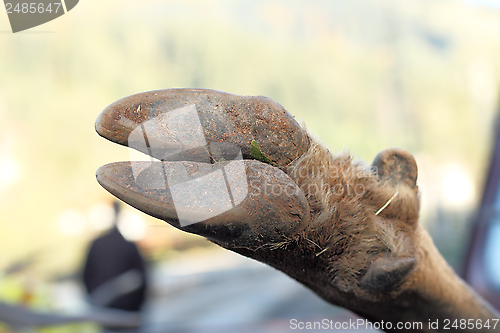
[0, 0, 499, 280]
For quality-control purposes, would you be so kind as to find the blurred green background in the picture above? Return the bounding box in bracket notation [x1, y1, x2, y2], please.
[0, 0, 500, 324]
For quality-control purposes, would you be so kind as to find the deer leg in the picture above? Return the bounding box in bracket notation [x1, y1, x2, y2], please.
[95, 89, 500, 333]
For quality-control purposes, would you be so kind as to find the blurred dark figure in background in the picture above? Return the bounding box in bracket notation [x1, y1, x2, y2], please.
[82, 201, 147, 329]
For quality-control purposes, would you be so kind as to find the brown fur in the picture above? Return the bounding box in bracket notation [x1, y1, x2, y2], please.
[288, 139, 417, 293]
